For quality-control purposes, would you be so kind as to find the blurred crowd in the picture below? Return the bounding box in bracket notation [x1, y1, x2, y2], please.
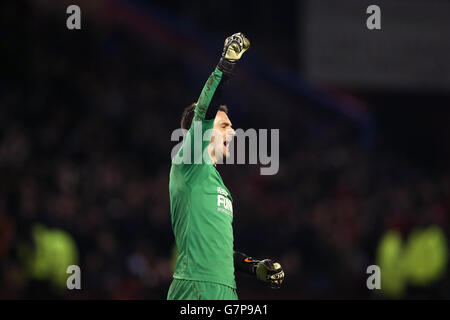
[0, 2, 449, 299]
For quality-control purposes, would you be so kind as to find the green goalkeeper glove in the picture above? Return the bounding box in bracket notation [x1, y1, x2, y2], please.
[217, 32, 250, 75]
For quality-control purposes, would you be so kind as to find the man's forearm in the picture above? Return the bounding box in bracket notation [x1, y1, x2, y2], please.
[193, 67, 224, 121]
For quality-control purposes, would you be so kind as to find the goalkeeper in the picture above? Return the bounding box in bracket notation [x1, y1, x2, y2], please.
[167, 33, 284, 300]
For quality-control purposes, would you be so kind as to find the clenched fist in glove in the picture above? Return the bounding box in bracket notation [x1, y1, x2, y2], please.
[217, 32, 250, 75]
[255, 259, 285, 289]
[234, 252, 285, 289]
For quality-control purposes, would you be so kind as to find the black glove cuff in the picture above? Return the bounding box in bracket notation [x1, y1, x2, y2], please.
[234, 251, 258, 275]
[217, 57, 235, 75]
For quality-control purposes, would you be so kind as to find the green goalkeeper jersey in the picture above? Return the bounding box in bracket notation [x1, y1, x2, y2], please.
[169, 67, 236, 289]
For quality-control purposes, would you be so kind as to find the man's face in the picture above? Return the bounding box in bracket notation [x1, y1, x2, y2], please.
[210, 110, 235, 162]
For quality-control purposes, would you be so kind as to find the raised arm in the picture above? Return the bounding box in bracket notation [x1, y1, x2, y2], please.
[193, 32, 250, 121]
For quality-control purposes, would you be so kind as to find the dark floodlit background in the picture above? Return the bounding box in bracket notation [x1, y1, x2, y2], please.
[1, 0, 450, 299]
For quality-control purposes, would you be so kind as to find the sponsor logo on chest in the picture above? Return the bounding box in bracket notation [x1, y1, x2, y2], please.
[217, 187, 233, 216]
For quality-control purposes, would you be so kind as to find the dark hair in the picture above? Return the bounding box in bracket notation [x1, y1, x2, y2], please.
[181, 104, 228, 130]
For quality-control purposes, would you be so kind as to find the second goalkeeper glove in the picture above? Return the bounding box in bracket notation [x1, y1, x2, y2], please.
[234, 252, 285, 289]
[255, 259, 285, 289]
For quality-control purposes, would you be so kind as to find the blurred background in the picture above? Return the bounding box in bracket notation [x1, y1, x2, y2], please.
[1, 0, 449, 299]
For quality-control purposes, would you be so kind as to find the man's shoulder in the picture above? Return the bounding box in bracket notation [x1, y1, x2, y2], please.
[170, 158, 213, 186]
